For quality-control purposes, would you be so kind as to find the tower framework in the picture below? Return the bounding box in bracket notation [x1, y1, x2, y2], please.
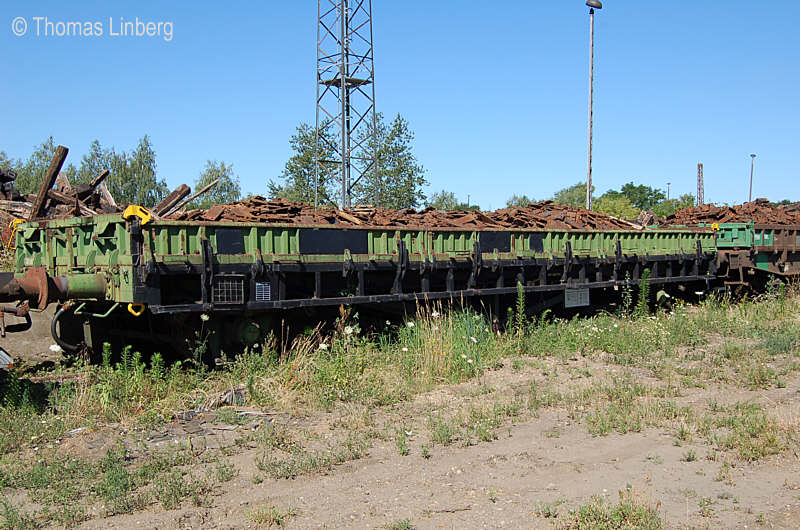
[696, 163, 704, 206]
[315, 0, 378, 209]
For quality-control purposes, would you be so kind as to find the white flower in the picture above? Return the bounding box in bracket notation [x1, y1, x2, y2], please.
[344, 326, 354, 335]
[613, 324, 619, 328]
[470, 336, 477, 343]
[405, 430, 413, 436]
[431, 311, 440, 318]
[200, 314, 210, 322]
[49, 344, 63, 353]
[386, 320, 391, 326]
[401, 347, 409, 352]
[467, 359, 474, 364]
[407, 322, 415, 328]
[461, 354, 467, 359]
[318, 343, 328, 351]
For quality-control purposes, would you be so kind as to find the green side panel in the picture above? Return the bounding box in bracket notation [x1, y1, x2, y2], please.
[15, 215, 131, 274]
[398, 231, 427, 255]
[368, 231, 394, 255]
[430, 231, 476, 255]
[755, 253, 770, 271]
[366, 230, 427, 256]
[714, 223, 754, 249]
[13, 215, 134, 302]
[12, 216, 718, 304]
[509, 230, 714, 258]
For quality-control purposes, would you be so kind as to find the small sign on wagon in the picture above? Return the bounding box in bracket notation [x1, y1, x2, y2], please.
[565, 288, 590, 308]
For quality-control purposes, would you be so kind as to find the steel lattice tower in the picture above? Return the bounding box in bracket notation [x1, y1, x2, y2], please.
[315, 0, 378, 209]
[696, 163, 704, 206]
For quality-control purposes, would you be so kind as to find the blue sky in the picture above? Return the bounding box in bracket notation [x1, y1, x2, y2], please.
[2, 1, 798, 209]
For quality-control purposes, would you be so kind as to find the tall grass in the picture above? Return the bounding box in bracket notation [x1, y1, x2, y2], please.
[0, 283, 798, 455]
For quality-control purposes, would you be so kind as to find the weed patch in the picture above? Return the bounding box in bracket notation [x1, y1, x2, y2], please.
[558, 487, 663, 529]
[247, 504, 296, 527]
[255, 435, 367, 479]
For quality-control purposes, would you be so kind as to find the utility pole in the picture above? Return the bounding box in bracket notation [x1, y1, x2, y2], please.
[748, 154, 756, 202]
[585, 1, 602, 211]
[667, 182, 671, 201]
[696, 163, 704, 206]
[315, 0, 379, 209]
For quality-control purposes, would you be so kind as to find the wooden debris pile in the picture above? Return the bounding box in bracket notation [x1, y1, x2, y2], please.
[171, 197, 639, 230]
[636, 209, 660, 227]
[0, 146, 120, 232]
[0, 145, 224, 245]
[663, 199, 800, 226]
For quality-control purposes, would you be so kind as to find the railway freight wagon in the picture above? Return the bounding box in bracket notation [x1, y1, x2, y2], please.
[0, 209, 719, 359]
[711, 222, 800, 286]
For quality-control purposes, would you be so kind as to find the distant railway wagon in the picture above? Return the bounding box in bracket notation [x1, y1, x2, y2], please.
[712, 222, 800, 282]
[0, 210, 796, 360]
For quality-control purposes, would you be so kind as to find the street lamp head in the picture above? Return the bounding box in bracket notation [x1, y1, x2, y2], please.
[750, 154, 757, 159]
[586, 1, 603, 9]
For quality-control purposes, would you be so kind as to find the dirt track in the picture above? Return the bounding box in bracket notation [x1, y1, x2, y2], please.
[82, 363, 800, 529]
[1, 306, 60, 366]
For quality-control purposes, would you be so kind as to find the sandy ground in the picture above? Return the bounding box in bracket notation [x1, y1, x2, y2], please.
[0, 306, 61, 366]
[4, 311, 800, 529]
[76, 371, 800, 529]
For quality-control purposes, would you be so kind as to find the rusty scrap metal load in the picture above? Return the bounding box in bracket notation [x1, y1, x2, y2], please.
[170, 197, 639, 231]
[663, 199, 800, 226]
[488, 201, 637, 230]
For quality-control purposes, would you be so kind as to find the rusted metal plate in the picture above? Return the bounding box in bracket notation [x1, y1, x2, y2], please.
[663, 199, 800, 226]
[168, 198, 639, 231]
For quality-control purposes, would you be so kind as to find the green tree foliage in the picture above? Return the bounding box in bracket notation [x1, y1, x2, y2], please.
[426, 190, 478, 211]
[77, 136, 168, 207]
[0, 151, 11, 171]
[552, 182, 592, 208]
[8, 136, 168, 207]
[617, 182, 665, 210]
[190, 160, 242, 209]
[75, 140, 114, 185]
[270, 114, 426, 209]
[12, 137, 77, 195]
[352, 113, 427, 209]
[594, 194, 639, 219]
[110, 136, 169, 207]
[506, 194, 535, 208]
[268, 123, 338, 206]
[652, 194, 695, 218]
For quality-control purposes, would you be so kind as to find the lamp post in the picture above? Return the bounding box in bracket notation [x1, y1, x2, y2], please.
[586, 0, 602, 211]
[667, 182, 671, 201]
[748, 154, 756, 202]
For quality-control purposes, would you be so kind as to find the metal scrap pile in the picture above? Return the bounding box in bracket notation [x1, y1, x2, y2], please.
[663, 199, 800, 226]
[172, 197, 503, 227]
[489, 201, 637, 230]
[172, 197, 639, 230]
